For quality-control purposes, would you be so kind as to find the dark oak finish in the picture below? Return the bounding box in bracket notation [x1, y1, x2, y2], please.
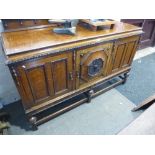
[1, 22, 142, 56]
[109, 36, 139, 74]
[14, 52, 73, 110]
[76, 42, 112, 88]
[1, 22, 143, 128]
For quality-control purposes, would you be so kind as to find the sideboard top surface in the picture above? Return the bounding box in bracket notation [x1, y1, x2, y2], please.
[1, 22, 143, 63]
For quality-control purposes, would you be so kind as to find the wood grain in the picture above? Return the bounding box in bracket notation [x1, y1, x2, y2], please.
[2, 21, 143, 127]
[2, 22, 142, 56]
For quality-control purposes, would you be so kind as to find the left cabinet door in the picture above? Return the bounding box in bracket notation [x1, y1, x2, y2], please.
[14, 52, 73, 110]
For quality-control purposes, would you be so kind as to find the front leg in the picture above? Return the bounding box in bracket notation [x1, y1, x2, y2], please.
[122, 72, 130, 84]
[86, 89, 94, 103]
[29, 116, 38, 131]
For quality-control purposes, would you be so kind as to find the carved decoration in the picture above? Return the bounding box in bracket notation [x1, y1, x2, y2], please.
[88, 58, 104, 77]
[6, 40, 113, 65]
[79, 49, 107, 83]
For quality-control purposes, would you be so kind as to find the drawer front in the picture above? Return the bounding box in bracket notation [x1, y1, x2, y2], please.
[76, 42, 113, 88]
[13, 52, 73, 110]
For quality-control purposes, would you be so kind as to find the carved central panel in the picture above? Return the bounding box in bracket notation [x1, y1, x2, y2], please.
[79, 49, 108, 83]
[88, 58, 104, 77]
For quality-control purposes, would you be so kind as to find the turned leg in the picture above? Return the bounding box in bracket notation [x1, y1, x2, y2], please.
[122, 72, 129, 84]
[86, 89, 94, 103]
[29, 116, 38, 130]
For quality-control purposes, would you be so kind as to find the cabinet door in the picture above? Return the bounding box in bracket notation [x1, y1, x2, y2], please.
[15, 52, 73, 109]
[76, 43, 113, 88]
[108, 36, 140, 74]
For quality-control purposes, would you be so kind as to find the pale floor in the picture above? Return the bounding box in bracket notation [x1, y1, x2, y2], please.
[119, 102, 155, 135]
[134, 47, 155, 60]
[9, 89, 142, 135]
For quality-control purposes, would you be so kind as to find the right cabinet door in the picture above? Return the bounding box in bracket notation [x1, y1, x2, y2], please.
[108, 36, 140, 74]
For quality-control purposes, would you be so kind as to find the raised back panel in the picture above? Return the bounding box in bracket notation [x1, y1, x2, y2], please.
[26, 65, 49, 103]
[51, 58, 68, 95]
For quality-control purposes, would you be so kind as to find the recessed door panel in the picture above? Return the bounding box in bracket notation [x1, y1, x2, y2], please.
[26, 65, 49, 102]
[112, 44, 126, 70]
[51, 59, 68, 95]
[122, 41, 136, 67]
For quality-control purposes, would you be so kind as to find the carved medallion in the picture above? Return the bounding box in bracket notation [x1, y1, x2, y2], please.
[88, 58, 104, 77]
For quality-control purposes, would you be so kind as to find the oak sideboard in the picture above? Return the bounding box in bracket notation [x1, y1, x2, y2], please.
[1, 21, 143, 129]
